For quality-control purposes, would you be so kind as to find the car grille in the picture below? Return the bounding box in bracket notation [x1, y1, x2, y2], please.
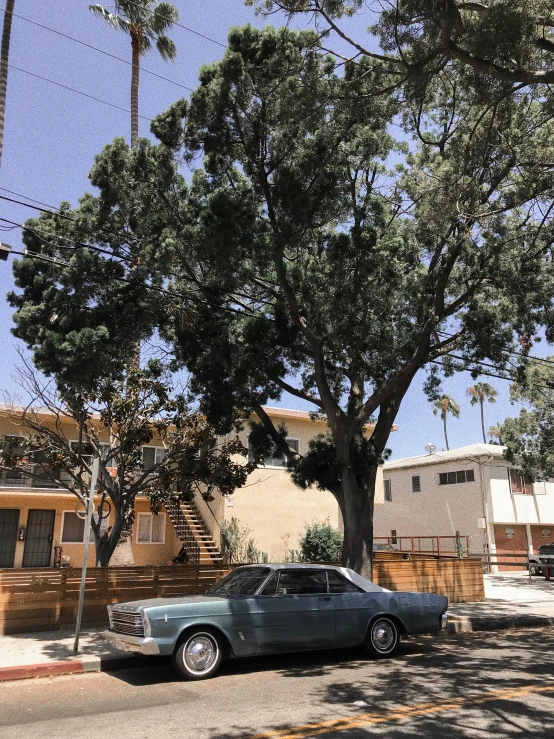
[110, 609, 144, 637]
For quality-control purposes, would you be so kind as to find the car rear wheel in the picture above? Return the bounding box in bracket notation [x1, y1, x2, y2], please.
[529, 564, 539, 576]
[364, 617, 400, 658]
[172, 628, 223, 681]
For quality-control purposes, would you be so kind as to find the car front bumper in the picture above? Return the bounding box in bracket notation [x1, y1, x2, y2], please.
[102, 630, 161, 655]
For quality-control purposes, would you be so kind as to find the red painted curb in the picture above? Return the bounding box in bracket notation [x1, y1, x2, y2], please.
[0, 660, 84, 682]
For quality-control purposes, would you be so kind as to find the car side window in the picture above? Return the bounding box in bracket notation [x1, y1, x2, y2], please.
[259, 573, 278, 595]
[327, 570, 364, 593]
[277, 570, 327, 595]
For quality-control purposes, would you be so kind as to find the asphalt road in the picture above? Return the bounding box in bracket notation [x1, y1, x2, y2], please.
[2, 628, 554, 739]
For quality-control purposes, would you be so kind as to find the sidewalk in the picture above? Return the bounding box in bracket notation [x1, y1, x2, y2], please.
[0, 627, 156, 682]
[0, 572, 553, 682]
[446, 572, 554, 632]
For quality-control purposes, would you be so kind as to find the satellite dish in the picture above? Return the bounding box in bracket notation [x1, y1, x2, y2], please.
[425, 443, 436, 455]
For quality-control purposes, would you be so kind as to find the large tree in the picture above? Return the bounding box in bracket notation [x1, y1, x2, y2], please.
[248, 1, 554, 87]
[501, 361, 554, 481]
[90, 0, 178, 147]
[9, 26, 554, 576]
[0, 358, 252, 566]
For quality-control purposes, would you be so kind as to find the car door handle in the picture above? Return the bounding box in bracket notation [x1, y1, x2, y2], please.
[319, 597, 331, 601]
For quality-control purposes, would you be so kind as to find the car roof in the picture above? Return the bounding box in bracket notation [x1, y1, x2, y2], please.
[233, 563, 389, 593]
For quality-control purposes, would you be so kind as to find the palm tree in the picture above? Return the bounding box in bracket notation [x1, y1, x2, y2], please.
[0, 0, 15, 167]
[488, 423, 503, 445]
[467, 382, 498, 443]
[89, 1, 178, 148]
[433, 395, 460, 451]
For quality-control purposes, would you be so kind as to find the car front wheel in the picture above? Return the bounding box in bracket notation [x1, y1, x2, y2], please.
[364, 617, 400, 658]
[172, 628, 223, 681]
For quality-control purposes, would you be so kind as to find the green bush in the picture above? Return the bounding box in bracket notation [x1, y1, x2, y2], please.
[299, 522, 343, 563]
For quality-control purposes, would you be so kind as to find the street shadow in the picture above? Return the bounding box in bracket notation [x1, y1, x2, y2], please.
[201, 629, 554, 739]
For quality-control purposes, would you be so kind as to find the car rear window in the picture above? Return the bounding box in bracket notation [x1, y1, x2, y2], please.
[327, 570, 364, 593]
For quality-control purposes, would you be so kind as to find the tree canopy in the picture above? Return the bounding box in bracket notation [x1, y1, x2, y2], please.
[9, 24, 554, 575]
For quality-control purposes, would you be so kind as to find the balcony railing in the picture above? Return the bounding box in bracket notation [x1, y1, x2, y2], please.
[0, 465, 70, 490]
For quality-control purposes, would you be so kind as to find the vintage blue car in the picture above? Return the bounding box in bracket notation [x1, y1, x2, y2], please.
[103, 563, 448, 680]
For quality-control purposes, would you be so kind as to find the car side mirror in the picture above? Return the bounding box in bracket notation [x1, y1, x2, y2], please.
[274, 587, 287, 597]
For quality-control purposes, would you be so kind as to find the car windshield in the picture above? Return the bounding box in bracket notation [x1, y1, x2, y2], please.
[206, 567, 271, 596]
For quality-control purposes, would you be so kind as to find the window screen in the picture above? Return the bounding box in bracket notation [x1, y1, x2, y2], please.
[327, 570, 363, 593]
[384, 479, 392, 502]
[277, 570, 327, 594]
[142, 447, 166, 471]
[439, 469, 476, 485]
[412, 475, 421, 492]
[62, 512, 85, 543]
[249, 437, 300, 468]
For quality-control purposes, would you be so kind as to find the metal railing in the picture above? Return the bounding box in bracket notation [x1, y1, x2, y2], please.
[0, 465, 71, 489]
[165, 499, 201, 565]
[374, 535, 470, 556]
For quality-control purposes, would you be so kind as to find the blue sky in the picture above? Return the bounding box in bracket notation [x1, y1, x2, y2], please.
[0, 0, 547, 459]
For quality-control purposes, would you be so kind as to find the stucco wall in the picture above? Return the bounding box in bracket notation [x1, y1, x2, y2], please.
[375, 461, 486, 554]
[0, 492, 181, 568]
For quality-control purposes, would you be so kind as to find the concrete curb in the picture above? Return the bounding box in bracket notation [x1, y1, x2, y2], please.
[446, 613, 554, 634]
[0, 654, 154, 682]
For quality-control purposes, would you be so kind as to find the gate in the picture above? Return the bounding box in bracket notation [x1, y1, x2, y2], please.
[22, 510, 55, 567]
[0, 509, 19, 568]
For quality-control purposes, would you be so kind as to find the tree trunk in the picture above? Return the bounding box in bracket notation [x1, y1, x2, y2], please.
[130, 33, 140, 148]
[480, 399, 486, 443]
[0, 0, 15, 167]
[94, 506, 125, 567]
[339, 465, 376, 580]
[443, 416, 449, 450]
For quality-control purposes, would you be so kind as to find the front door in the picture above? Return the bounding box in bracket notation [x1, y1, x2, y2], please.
[22, 510, 55, 567]
[255, 569, 335, 650]
[0, 509, 20, 568]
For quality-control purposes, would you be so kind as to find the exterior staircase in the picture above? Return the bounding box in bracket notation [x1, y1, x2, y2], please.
[165, 499, 223, 565]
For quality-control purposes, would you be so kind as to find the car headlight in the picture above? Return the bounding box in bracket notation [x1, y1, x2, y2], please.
[140, 609, 151, 638]
[441, 613, 448, 629]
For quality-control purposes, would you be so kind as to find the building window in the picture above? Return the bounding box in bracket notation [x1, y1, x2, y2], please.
[136, 513, 165, 544]
[412, 475, 421, 492]
[69, 440, 95, 466]
[248, 437, 300, 468]
[505, 528, 515, 538]
[508, 468, 533, 495]
[142, 446, 166, 471]
[542, 529, 551, 539]
[384, 479, 392, 502]
[391, 529, 397, 545]
[61, 511, 109, 543]
[61, 512, 85, 543]
[438, 469, 476, 485]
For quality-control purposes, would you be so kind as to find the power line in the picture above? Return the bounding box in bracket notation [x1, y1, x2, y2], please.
[8, 63, 153, 120]
[4, 8, 194, 92]
[108, 0, 226, 48]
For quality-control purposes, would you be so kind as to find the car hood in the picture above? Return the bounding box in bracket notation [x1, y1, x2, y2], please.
[110, 594, 227, 612]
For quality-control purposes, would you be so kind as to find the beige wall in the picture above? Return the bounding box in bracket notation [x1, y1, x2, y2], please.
[211, 408, 384, 561]
[0, 491, 181, 568]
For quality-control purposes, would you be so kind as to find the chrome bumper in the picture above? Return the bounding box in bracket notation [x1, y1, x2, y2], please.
[102, 629, 161, 655]
[440, 613, 449, 630]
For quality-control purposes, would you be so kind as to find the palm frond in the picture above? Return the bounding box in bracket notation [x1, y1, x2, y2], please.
[155, 35, 177, 61]
[152, 2, 179, 34]
[89, 4, 131, 33]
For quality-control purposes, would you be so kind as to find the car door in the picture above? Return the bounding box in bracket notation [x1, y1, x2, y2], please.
[327, 569, 381, 645]
[254, 569, 335, 651]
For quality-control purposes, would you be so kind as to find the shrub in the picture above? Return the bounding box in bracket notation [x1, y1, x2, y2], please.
[299, 522, 343, 563]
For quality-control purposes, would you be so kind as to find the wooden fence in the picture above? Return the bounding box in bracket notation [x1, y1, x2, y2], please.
[0, 556, 484, 635]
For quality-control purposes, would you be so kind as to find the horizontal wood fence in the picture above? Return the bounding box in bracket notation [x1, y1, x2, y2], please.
[0, 557, 484, 635]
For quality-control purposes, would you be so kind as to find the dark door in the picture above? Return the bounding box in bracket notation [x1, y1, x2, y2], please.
[22, 510, 55, 567]
[0, 509, 20, 568]
[254, 569, 335, 650]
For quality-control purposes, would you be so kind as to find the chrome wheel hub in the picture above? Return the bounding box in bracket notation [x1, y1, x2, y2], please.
[372, 620, 395, 652]
[184, 635, 217, 674]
